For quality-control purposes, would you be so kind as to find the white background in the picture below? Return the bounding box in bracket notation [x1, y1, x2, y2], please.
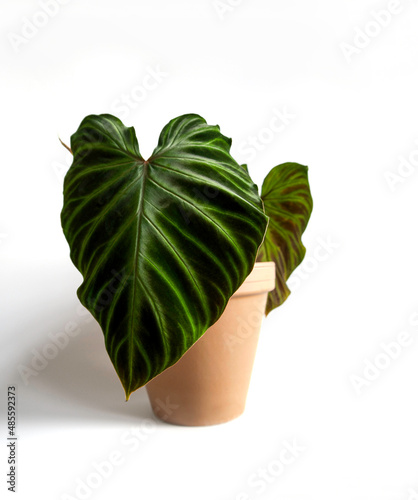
[1, 0, 418, 499]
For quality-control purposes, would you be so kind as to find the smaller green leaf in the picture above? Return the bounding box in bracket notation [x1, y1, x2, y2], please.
[257, 162, 313, 315]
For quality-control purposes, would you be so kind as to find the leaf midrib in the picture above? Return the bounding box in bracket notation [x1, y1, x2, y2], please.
[127, 159, 149, 395]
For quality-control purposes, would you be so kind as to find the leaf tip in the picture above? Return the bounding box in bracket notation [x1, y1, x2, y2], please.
[123, 383, 133, 402]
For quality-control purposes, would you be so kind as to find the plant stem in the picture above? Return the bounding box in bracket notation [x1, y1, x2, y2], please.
[59, 137, 72, 155]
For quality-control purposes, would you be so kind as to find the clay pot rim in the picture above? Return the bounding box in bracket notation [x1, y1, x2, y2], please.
[232, 261, 275, 298]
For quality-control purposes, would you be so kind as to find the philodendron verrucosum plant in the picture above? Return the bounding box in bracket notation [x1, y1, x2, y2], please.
[60, 113, 313, 400]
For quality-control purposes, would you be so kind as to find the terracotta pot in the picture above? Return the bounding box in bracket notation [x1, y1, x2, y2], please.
[145, 262, 275, 426]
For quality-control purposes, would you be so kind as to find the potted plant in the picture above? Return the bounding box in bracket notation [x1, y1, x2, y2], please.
[60, 113, 313, 425]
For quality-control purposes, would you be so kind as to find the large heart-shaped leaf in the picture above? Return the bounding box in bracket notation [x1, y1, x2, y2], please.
[257, 162, 313, 315]
[61, 113, 268, 399]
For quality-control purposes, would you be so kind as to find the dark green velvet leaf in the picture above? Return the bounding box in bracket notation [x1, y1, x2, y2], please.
[61, 113, 268, 399]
